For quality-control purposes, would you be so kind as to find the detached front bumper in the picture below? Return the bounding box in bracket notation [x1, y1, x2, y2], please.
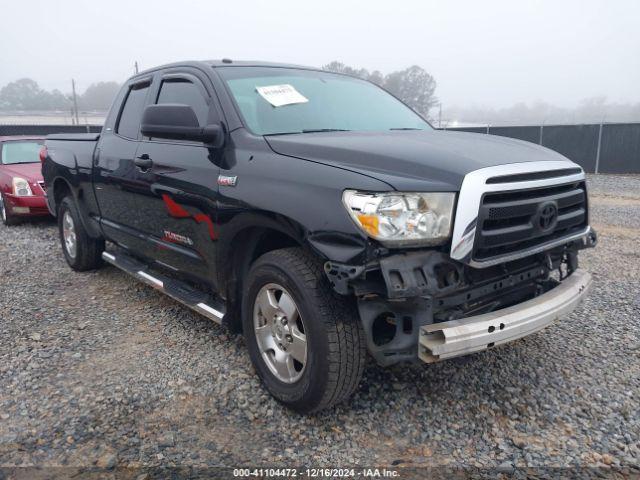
[4, 193, 49, 216]
[419, 269, 592, 363]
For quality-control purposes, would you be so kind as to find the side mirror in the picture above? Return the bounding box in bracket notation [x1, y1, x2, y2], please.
[140, 104, 224, 146]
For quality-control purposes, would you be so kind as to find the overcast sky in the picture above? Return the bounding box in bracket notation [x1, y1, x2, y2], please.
[2, 0, 639, 109]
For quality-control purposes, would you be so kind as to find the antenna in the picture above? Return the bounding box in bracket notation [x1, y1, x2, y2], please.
[134, 61, 139, 74]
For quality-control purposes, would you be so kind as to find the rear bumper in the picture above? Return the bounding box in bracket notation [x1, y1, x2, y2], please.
[419, 268, 593, 363]
[4, 193, 49, 216]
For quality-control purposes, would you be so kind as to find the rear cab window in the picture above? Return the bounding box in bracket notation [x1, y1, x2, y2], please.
[1, 141, 44, 165]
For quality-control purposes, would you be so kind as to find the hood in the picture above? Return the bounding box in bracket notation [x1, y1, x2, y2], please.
[1, 162, 43, 181]
[265, 130, 571, 191]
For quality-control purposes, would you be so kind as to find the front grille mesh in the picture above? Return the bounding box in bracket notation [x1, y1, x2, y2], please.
[473, 181, 588, 261]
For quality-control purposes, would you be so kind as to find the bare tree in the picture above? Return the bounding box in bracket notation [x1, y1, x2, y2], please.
[383, 66, 437, 117]
[323, 61, 437, 119]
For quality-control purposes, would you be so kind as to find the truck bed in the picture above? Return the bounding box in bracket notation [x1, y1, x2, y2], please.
[42, 133, 101, 220]
[46, 133, 100, 142]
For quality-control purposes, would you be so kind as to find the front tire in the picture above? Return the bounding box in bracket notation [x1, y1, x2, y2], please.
[58, 196, 104, 271]
[0, 192, 20, 226]
[242, 247, 367, 413]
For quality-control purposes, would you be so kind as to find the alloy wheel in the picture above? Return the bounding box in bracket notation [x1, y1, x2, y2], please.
[253, 283, 307, 383]
[62, 210, 77, 259]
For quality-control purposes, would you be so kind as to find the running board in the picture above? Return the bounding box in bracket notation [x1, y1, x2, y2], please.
[101, 251, 225, 324]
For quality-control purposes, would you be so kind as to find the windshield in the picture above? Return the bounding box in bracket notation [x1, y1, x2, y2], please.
[1, 141, 43, 165]
[218, 67, 431, 135]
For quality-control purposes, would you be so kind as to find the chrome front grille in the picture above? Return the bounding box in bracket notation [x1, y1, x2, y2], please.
[474, 181, 588, 261]
[450, 161, 590, 268]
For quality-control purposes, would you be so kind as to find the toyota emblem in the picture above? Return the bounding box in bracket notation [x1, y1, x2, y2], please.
[538, 202, 558, 231]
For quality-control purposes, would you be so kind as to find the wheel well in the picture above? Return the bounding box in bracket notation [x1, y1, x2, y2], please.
[225, 227, 301, 332]
[52, 178, 72, 215]
[251, 229, 299, 264]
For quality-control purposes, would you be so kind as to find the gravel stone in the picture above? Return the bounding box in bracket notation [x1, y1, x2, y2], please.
[95, 451, 117, 469]
[0, 174, 638, 472]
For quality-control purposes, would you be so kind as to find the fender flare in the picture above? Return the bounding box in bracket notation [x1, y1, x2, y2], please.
[51, 175, 103, 239]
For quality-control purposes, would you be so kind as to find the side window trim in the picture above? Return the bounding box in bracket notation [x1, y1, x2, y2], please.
[163, 67, 227, 127]
[153, 73, 212, 130]
[160, 73, 210, 101]
[115, 78, 152, 140]
[131, 75, 153, 88]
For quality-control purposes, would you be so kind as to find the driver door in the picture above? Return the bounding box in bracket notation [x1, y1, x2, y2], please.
[132, 70, 221, 286]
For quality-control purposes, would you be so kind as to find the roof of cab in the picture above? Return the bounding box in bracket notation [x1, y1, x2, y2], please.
[209, 59, 313, 69]
[134, 59, 321, 77]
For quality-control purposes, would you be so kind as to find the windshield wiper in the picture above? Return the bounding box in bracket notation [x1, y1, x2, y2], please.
[263, 131, 301, 136]
[389, 127, 423, 130]
[264, 128, 350, 137]
[301, 128, 350, 133]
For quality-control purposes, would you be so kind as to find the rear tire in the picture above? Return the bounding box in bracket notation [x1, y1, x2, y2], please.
[58, 196, 104, 271]
[242, 247, 367, 413]
[0, 192, 20, 226]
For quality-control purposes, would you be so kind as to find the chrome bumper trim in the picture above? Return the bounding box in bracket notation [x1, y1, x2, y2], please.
[468, 226, 591, 268]
[419, 269, 592, 363]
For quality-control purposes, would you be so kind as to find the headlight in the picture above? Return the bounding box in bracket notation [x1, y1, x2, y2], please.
[342, 190, 456, 247]
[12, 177, 33, 196]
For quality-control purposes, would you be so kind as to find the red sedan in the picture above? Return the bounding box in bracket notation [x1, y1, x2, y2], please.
[0, 136, 49, 225]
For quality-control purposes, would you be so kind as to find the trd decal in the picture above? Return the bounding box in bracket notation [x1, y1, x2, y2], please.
[161, 194, 218, 240]
[217, 175, 237, 187]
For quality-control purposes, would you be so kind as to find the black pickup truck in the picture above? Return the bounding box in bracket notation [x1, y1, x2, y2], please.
[42, 60, 596, 412]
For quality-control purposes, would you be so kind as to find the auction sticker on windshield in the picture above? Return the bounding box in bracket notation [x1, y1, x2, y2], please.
[256, 84, 309, 107]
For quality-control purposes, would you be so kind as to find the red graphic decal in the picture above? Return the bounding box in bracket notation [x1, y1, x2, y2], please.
[162, 194, 190, 218]
[161, 194, 218, 240]
[193, 213, 218, 240]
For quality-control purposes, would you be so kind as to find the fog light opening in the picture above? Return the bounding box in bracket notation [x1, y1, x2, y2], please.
[372, 312, 397, 346]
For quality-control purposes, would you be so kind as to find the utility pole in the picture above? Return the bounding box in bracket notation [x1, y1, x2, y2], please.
[71, 79, 80, 126]
[134, 61, 139, 74]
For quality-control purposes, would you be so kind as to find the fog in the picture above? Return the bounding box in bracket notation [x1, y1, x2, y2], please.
[2, 0, 639, 111]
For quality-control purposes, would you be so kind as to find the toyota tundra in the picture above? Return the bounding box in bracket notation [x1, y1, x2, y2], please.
[41, 60, 596, 412]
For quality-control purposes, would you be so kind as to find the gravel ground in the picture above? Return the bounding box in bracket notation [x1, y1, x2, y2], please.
[0, 174, 638, 477]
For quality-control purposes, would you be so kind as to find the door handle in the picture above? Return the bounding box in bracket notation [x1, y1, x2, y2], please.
[134, 154, 153, 170]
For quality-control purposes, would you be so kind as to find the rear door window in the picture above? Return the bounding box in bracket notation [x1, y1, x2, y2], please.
[117, 83, 150, 139]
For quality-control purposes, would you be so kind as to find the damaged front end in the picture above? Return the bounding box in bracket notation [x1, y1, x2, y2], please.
[324, 231, 597, 366]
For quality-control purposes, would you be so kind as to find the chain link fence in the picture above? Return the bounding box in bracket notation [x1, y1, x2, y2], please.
[1, 122, 638, 173]
[0, 124, 101, 136]
[442, 122, 640, 173]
